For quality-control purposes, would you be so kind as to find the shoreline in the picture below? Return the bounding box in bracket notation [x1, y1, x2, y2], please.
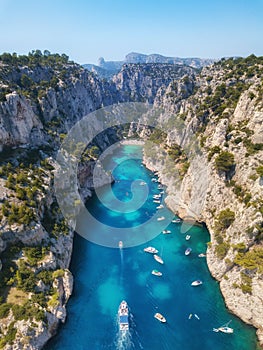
[140, 150, 262, 347]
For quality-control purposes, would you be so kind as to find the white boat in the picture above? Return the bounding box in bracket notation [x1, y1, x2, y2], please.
[151, 178, 158, 182]
[186, 235, 191, 241]
[152, 269, 162, 277]
[140, 181, 146, 186]
[213, 321, 234, 334]
[118, 301, 129, 331]
[191, 280, 203, 286]
[172, 218, 181, 223]
[153, 194, 161, 199]
[157, 216, 165, 221]
[156, 204, 164, 209]
[198, 253, 206, 258]
[194, 314, 200, 320]
[118, 241, 123, 249]
[185, 247, 192, 256]
[154, 254, 164, 264]
[154, 312, 166, 323]
[153, 200, 160, 203]
[144, 246, 158, 254]
[162, 230, 171, 234]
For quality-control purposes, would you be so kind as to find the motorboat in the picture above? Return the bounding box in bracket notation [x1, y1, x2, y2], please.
[151, 269, 162, 277]
[157, 216, 165, 221]
[191, 280, 203, 286]
[217, 327, 234, 334]
[162, 230, 171, 234]
[118, 301, 129, 331]
[186, 235, 191, 240]
[198, 253, 206, 258]
[156, 204, 164, 209]
[185, 247, 192, 256]
[153, 200, 161, 203]
[213, 321, 234, 334]
[144, 246, 158, 254]
[153, 254, 164, 264]
[154, 312, 166, 323]
[172, 218, 181, 223]
[118, 241, 123, 249]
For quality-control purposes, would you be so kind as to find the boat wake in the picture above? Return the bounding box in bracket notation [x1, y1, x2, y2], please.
[115, 329, 133, 350]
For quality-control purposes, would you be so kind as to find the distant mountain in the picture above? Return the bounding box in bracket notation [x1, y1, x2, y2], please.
[83, 52, 216, 79]
[125, 52, 215, 68]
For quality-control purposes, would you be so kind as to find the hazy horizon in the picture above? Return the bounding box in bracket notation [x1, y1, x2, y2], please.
[0, 0, 263, 64]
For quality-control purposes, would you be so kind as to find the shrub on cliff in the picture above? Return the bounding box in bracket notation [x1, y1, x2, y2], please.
[215, 151, 235, 173]
[256, 166, 263, 178]
[216, 208, 235, 230]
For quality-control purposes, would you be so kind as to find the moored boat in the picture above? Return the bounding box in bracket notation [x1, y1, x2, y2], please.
[152, 269, 162, 276]
[191, 280, 203, 286]
[198, 253, 206, 257]
[218, 326, 234, 334]
[186, 235, 191, 240]
[157, 216, 165, 221]
[162, 230, 171, 234]
[156, 204, 164, 209]
[172, 218, 181, 223]
[118, 300, 129, 331]
[185, 247, 192, 255]
[144, 246, 158, 254]
[154, 312, 166, 323]
[213, 321, 234, 334]
[154, 254, 164, 264]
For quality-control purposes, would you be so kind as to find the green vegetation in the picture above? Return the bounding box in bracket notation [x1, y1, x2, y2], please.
[227, 180, 252, 206]
[234, 246, 263, 274]
[0, 303, 11, 318]
[240, 272, 252, 294]
[0, 322, 17, 348]
[148, 129, 167, 144]
[207, 146, 221, 161]
[256, 166, 263, 177]
[12, 301, 46, 322]
[215, 208, 235, 231]
[0, 50, 81, 108]
[48, 291, 60, 308]
[215, 242, 230, 259]
[214, 151, 235, 173]
[23, 247, 48, 265]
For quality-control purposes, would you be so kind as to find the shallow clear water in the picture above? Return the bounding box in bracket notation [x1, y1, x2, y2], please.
[46, 145, 257, 350]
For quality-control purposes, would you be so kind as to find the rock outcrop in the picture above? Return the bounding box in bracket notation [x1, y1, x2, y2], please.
[142, 56, 263, 345]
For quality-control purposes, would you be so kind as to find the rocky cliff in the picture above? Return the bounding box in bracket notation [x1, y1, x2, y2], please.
[141, 55, 263, 345]
[0, 52, 120, 349]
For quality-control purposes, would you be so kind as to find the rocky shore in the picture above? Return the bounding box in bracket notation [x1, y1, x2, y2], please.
[142, 144, 263, 346]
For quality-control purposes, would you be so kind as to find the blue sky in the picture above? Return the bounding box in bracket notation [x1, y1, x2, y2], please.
[0, 0, 262, 64]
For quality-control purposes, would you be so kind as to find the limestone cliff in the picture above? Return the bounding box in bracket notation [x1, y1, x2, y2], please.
[142, 56, 263, 345]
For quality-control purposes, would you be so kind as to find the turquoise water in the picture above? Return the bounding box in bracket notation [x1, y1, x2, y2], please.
[46, 145, 257, 350]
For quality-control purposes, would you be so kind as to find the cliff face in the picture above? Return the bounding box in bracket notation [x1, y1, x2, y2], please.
[113, 63, 196, 103]
[142, 56, 263, 344]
